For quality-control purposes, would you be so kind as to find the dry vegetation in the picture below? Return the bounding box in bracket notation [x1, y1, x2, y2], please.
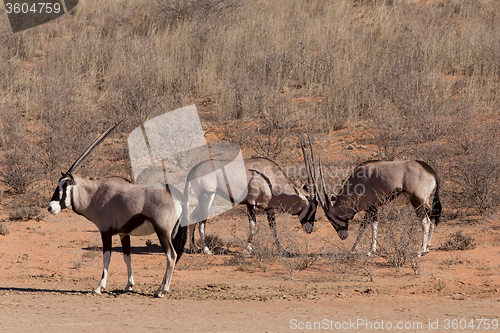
[1, 0, 500, 270]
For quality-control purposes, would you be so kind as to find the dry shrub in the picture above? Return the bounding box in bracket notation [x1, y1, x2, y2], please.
[447, 120, 500, 215]
[204, 234, 227, 255]
[327, 247, 377, 282]
[437, 230, 476, 251]
[0, 224, 9, 236]
[226, 98, 306, 159]
[9, 205, 44, 222]
[0, 148, 39, 195]
[375, 204, 421, 268]
[276, 227, 326, 280]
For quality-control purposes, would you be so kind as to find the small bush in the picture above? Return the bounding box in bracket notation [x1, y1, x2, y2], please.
[375, 205, 421, 268]
[437, 230, 476, 251]
[0, 224, 9, 236]
[9, 206, 44, 222]
[0, 145, 41, 195]
[204, 234, 227, 255]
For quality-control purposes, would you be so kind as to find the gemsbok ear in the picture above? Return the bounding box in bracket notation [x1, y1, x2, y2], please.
[330, 194, 337, 202]
[67, 173, 77, 185]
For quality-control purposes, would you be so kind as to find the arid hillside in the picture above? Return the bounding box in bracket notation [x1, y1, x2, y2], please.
[0, 1, 499, 331]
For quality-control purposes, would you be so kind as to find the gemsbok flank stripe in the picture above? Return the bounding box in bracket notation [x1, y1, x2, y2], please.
[302, 136, 441, 257]
[48, 123, 188, 297]
[184, 157, 318, 256]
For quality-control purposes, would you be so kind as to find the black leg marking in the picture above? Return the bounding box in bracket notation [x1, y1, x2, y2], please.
[101, 230, 113, 254]
[120, 234, 131, 256]
[246, 205, 257, 244]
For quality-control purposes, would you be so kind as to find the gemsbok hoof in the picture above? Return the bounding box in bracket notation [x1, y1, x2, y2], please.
[417, 250, 429, 257]
[154, 290, 168, 298]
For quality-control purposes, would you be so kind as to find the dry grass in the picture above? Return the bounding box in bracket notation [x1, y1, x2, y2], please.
[0, 0, 499, 215]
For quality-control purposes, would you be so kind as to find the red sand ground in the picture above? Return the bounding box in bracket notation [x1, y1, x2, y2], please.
[0, 203, 499, 332]
[0, 127, 499, 332]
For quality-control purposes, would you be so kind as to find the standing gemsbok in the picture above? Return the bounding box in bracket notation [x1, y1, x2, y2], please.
[47, 123, 188, 297]
[302, 138, 441, 257]
[184, 157, 318, 256]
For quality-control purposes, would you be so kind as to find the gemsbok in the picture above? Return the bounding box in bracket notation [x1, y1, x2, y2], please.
[184, 157, 318, 256]
[302, 139, 441, 257]
[47, 123, 188, 297]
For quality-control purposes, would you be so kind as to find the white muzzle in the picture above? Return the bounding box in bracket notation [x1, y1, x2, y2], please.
[47, 201, 61, 215]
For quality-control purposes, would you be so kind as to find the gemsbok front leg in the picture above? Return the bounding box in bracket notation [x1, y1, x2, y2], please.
[349, 207, 378, 256]
[120, 234, 135, 292]
[94, 230, 113, 295]
[266, 209, 291, 257]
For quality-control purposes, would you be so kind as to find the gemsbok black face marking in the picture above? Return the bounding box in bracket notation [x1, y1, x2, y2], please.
[184, 154, 318, 257]
[48, 175, 76, 215]
[303, 136, 442, 257]
[47, 122, 188, 297]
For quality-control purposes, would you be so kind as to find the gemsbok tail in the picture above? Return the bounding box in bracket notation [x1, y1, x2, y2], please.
[430, 177, 442, 226]
[173, 201, 189, 263]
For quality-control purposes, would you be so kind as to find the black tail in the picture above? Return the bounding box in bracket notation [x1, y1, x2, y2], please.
[430, 178, 442, 226]
[173, 224, 187, 262]
[173, 201, 189, 263]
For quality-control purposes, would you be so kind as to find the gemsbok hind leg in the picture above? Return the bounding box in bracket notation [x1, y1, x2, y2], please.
[94, 231, 113, 295]
[120, 234, 135, 292]
[416, 207, 432, 257]
[154, 229, 177, 298]
[427, 220, 435, 249]
[188, 208, 199, 254]
[245, 205, 258, 254]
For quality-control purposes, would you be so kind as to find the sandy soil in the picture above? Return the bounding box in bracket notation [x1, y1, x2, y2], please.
[0, 200, 499, 333]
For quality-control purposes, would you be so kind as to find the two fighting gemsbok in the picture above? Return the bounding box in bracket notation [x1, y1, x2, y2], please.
[301, 137, 442, 257]
[48, 123, 188, 297]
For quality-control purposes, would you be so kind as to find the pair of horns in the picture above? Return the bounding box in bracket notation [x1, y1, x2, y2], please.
[299, 135, 331, 212]
[63, 121, 122, 177]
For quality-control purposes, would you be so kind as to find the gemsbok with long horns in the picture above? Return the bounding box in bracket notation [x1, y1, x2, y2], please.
[47, 123, 188, 297]
[184, 157, 318, 256]
[301, 138, 441, 257]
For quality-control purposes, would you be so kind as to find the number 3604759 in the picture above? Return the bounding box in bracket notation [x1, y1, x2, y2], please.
[5, 2, 61, 14]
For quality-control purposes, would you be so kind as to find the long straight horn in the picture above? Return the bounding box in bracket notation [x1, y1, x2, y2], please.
[318, 156, 331, 210]
[307, 135, 327, 211]
[299, 136, 316, 202]
[64, 121, 122, 176]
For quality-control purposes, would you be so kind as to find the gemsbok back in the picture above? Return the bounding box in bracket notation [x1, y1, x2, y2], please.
[303, 139, 441, 257]
[184, 157, 318, 256]
[47, 123, 188, 297]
